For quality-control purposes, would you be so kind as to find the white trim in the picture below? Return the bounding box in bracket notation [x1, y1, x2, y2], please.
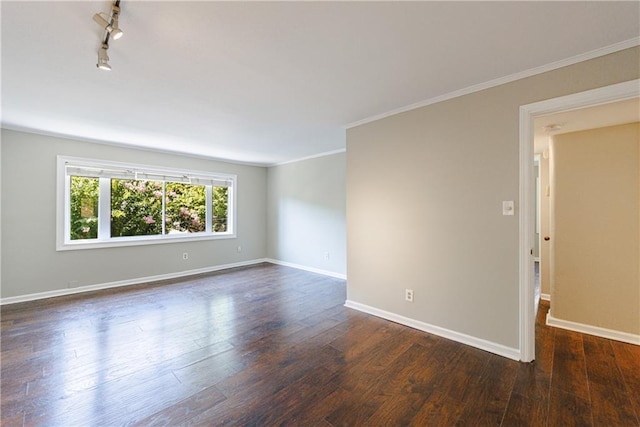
[540, 293, 551, 302]
[546, 313, 640, 346]
[519, 101, 536, 362]
[57, 155, 237, 251]
[265, 258, 347, 280]
[519, 79, 640, 363]
[346, 38, 640, 129]
[0, 259, 267, 305]
[269, 148, 346, 167]
[344, 300, 520, 361]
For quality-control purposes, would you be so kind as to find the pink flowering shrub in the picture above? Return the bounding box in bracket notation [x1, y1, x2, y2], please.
[165, 182, 206, 233]
[111, 180, 163, 236]
[71, 177, 228, 238]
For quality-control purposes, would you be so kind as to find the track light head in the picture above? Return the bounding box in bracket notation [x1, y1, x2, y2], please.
[93, 12, 123, 40]
[97, 44, 111, 71]
[110, 20, 123, 40]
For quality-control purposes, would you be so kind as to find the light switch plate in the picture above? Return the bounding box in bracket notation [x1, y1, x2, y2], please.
[502, 201, 515, 216]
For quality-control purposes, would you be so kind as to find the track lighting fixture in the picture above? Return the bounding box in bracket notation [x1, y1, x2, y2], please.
[97, 44, 111, 71]
[94, 1, 122, 70]
[93, 11, 123, 40]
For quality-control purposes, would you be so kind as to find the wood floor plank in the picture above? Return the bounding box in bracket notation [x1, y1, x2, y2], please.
[511, 301, 555, 402]
[2, 263, 639, 426]
[364, 341, 452, 425]
[501, 391, 548, 426]
[132, 384, 227, 426]
[25, 369, 198, 426]
[287, 387, 350, 426]
[325, 341, 435, 425]
[409, 390, 464, 426]
[432, 344, 490, 403]
[214, 322, 347, 398]
[239, 366, 340, 426]
[584, 335, 639, 426]
[454, 355, 519, 426]
[548, 386, 593, 427]
[535, 322, 556, 374]
[510, 361, 551, 404]
[0, 410, 24, 427]
[551, 328, 590, 401]
[185, 346, 343, 425]
[612, 340, 640, 423]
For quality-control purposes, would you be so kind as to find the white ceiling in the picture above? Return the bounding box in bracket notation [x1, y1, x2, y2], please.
[534, 98, 640, 154]
[2, 1, 639, 165]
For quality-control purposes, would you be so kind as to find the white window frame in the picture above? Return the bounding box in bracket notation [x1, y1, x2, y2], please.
[56, 156, 237, 251]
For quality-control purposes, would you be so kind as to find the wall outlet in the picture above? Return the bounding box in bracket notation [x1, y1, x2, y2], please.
[405, 289, 414, 302]
[182, 252, 188, 260]
[237, 246, 242, 253]
[324, 251, 330, 261]
[68, 280, 79, 288]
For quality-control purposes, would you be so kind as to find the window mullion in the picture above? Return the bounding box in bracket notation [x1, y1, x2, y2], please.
[162, 181, 166, 235]
[205, 185, 212, 233]
[228, 185, 234, 234]
[98, 177, 111, 240]
[64, 174, 71, 242]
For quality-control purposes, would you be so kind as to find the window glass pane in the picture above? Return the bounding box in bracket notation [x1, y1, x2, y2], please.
[70, 176, 99, 240]
[111, 179, 163, 237]
[212, 186, 229, 232]
[165, 182, 206, 234]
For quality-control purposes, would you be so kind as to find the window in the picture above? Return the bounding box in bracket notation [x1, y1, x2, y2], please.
[58, 156, 236, 250]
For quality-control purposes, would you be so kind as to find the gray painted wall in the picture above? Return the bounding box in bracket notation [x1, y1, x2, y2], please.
[267, 153, 346, 275]
[346, 47, 639, 350]
[1, 130, 268, 298]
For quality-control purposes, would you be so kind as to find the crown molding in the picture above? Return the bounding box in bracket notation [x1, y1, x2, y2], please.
[346, 37, 640, 129]
[269, 148, 346, 167]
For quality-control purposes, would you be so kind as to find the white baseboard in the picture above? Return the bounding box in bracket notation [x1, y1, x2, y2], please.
[0, 259, 268, 305]
[344, 300, 521, 361]
[265, 258, 347, 280]
[540, 293, 551, 301]
[546, 313, 640, 345]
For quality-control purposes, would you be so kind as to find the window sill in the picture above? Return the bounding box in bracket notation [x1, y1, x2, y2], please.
[57, 232, 236, 251]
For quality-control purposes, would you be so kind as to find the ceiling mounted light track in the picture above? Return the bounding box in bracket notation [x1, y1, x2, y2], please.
[93, 0, 122, 71]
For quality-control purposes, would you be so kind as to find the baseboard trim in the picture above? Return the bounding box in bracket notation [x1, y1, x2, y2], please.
[546, 313, 640, 345]
[265, 258, 347, 280]
[0, 259, 268, 305]
[540, 293, 551, 301]
[344, 300, 521, 361]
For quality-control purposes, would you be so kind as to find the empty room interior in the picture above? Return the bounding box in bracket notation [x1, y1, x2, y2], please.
[1, 1, 639, 425]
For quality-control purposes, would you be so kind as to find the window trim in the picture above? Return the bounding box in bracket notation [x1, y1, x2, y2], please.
[56, 155, 237, 251]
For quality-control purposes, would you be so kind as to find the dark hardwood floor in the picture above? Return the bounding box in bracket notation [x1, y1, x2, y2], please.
[1, 263, 639, 426]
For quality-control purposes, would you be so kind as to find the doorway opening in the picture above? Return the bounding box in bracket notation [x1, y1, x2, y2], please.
[518, 79, 639, 362]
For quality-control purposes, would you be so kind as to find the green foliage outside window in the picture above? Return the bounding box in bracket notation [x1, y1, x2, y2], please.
[165, 182, 206, 234]
[111, 180, 163, 237]
[70, 176, 99, 240]
[212, 186, 228, 232]
[70, 177, 230, 239]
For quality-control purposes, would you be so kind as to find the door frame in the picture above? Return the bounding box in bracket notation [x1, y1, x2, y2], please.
[518, 79, 639, 362]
